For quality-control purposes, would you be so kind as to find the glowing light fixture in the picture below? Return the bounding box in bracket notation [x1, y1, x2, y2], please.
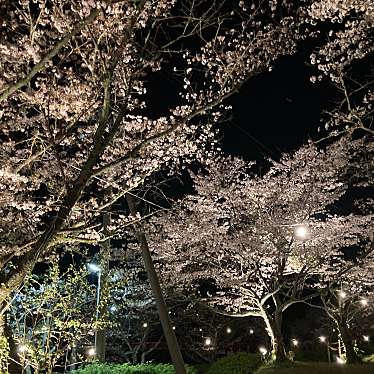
[319, 336, 326, 343]
[18, 345, 28, 354]
[292, 339, 299, 346]
[363, 335, 370, 342]
[87, 263, 100, 273]
[87, 347, 96, 356]
[336, 357, 345, 364]
[339, 291, 347, 299]
[204, 337, 212, 346]
[259, 347, 268, 355]
[143, 322, 148, 328]
[249, 329, 254, 334]
[226, 327, 232, 334]
[295, 225, 307, 239]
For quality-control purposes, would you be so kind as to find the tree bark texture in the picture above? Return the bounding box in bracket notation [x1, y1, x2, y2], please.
[126, 194, 187, 374]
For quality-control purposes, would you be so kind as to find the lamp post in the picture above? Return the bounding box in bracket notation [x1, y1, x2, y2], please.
[87, 263, 101, 355]
[319, 336, 331, 363]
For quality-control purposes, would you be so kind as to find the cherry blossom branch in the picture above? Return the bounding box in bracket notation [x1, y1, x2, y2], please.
[0, 9, 100, 102]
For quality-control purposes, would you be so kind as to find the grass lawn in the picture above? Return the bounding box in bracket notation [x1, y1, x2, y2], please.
[255, 361, 374, 374]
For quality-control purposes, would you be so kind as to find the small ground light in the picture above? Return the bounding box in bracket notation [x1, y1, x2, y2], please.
[87, 347, 96, 356]
[204, 337, 212, 346]
[363, 336, 370, 342]
[319, 336, 326, 343]
[226, 327, 232, 334]
[249, 329, 254, 334]
[18, 345, 28, 353]
[259, 347, 267, 355]
[143, 322, 148, 328]
[336, 357, 345, 364]
[292, 339, 299, 346]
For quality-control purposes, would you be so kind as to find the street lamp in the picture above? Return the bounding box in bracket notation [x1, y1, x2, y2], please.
[319, 336, 331, 363]
[87, 263, 101, 355]
[204, 337, 212, 346]
[295, 225, 307, 239]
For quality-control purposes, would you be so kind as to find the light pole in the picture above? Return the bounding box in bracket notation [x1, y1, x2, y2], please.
[319, 336, 331, 364]
[87, 263, 101, 355]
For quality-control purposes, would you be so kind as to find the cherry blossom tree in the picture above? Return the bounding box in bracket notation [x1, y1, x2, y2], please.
[149, 137, 373, 362]
[0, 0, 301, 311]
[305, 0, 374, 138]
[312, 252, 374, 364]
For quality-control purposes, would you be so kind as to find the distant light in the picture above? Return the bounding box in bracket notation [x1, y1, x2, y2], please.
[249, 329, 254, 334]
[226, 327, 232, 334]
[319, 336, 326, 343]
[143, 322, 148, 328]
[172, 326, 176, 330]
[87, 263, 100, 272]
[87, 347, 96, 356]
[361, 299, 368, 306]
[199, 328, 202, 332]
[336, 356, 345, 364]
[259, 347, 268, 355]
[295, 225, 307, 239]
[204, 337, 212, 346]
[339, 291, 347, 299]
[292, 339, 299, 346]
[18, 345, 28, 353]
[363, 336, 370, 342]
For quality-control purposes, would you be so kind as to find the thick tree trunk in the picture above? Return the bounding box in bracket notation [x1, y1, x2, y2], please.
[272, 311, 288, 362]
[339, 324, 361, 364]
[262, 308, 288, 362]
[127, 194, 187, 374]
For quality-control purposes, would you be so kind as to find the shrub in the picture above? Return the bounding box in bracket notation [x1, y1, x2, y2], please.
[206, 352, 262, 374]
[69, 362, 197, 374]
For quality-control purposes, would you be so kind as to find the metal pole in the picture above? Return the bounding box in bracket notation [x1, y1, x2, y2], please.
[94, 270, 101, 353]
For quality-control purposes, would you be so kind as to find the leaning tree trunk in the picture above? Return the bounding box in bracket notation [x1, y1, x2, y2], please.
[126, 194, 187, 374]
[262, 307, 288, 362]
[338, 323, 361, 364]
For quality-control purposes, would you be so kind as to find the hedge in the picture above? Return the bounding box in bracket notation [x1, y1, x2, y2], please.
[205, 352, 262, 374]
[69, 362, 197, 374]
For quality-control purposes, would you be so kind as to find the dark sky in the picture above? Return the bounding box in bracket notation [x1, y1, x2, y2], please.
[223, 50, 337, 161]
[146, 43, 339, 164]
